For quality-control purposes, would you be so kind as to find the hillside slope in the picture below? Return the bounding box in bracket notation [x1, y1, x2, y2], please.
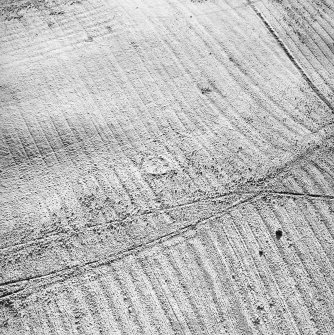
[1, 0, 334, 334]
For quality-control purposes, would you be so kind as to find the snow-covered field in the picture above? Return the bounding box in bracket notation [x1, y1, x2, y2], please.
[1, 0, 334, 333]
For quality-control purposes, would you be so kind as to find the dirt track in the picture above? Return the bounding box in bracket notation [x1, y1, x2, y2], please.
[1, 0, 334, 334]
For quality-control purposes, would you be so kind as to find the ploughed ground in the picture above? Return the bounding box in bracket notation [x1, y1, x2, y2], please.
[1, 0, 334, 334]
